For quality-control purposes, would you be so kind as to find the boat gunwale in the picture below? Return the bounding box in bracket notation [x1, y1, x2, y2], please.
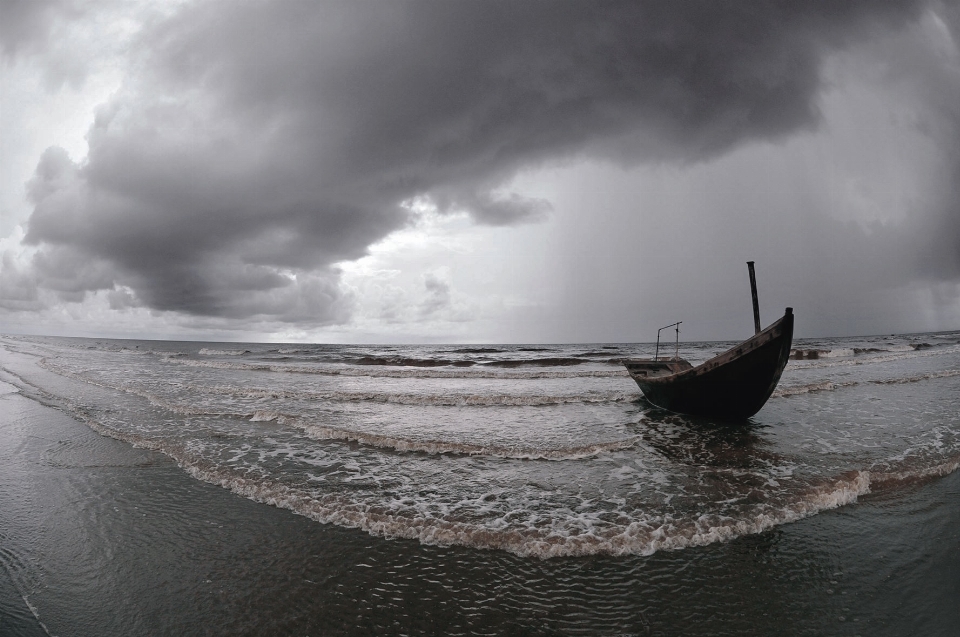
[624, 309, 793, 385]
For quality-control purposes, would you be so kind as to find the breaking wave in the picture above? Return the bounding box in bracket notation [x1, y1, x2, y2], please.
[6, 332, 958, 561]
[343, 354, 621, 368]
[353, 355, 477, 367]
[773, 369, 960, 397]
[198, 348, 250, 356]
[871, 368, 960, 384]
[35, 390, 960, 557]
[165, 452, 960, 558]
[173, 358, 629, 379]
[773, 380, 860, 397]
[297, 423, 641, 460]
[790, 342, 935, 360]
[788, 344, 960, 369]
[197, 384, 638, 407]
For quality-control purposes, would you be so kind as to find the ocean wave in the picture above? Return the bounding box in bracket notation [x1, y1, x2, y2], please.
[178, 359, 274, 371]
[173, 358, 630, 379]
[791, 342, 936, 360]
[822, 348, 855, 358]
[865, 455, 960, 488]
[180, 453, 959, 559]
[88, 419, 960, 558]
[853, 345, 914, 354]
[484, 357, 591, 367]
[353, 355, 475, 367]
[250, 409, 283, 422]
[198, 383, 639, 407]
[790, 348, 854, 360]
[791, 348, 836, 360]
[347, 354, 612, 368]
[298, 423, 641, 460]
[773, 380, 860, 397]
[788, 344, 960, 369]
[871, 369, 960, 385]
[37, 358, 248, 419]
[773, 369, 960, 397]
[31, 359, 640, 457]
[179, 468, 822, 558]
[198, 348, 250, 356]
[8, 358, 960, 559]
[23, 363, 639, 463]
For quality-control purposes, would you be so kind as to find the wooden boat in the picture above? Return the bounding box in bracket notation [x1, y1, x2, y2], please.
[623, 263, 793, 420]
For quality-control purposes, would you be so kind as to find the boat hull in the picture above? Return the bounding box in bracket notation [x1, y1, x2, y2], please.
[624, 309, 794, 420]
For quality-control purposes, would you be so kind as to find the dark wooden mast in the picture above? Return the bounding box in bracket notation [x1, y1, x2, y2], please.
[747, 261, 761, 335]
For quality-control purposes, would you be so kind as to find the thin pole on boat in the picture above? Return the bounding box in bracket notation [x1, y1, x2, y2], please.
[747, 261, 761, 335]
[675, 322, 680, 360]
[656, 321, 682, 361]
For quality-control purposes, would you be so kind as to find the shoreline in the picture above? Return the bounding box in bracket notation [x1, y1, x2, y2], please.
[2, 379, 959, 636]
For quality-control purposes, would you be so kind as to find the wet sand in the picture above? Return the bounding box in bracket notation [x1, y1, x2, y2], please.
[1, 380, 958, 636]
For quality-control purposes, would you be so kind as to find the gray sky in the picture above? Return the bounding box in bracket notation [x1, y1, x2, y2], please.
[2, 0, 958, 343]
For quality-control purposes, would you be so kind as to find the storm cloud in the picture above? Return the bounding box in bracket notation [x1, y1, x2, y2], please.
[1, 0, 70, 59]
[4, 0, 955, 329]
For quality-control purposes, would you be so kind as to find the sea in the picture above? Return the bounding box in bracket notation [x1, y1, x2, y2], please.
[1, 331, 958, 635]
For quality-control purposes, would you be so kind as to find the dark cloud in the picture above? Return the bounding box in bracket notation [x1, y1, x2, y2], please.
[432, 191, 552, 226]
[848, 2, 960, 283]
[0, 0, 69, 60]
[420, 272, 452, 317]
[10, 0, 942, 324]
[0, 251, 41, 311]
[0, 0, 93, 89]
[916, 6, 960, 281]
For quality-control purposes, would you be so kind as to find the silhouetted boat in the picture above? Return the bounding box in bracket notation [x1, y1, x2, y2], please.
[623, 263, 793, 420]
